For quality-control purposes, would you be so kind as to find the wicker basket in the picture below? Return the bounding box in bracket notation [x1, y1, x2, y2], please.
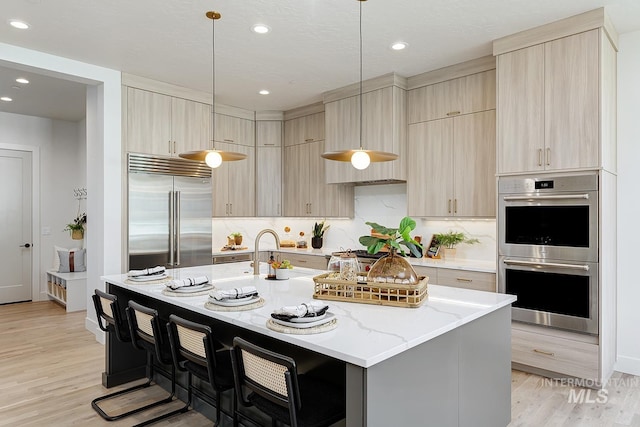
[312, 273, 429, 308]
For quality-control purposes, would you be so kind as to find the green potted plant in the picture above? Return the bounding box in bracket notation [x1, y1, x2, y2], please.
[64, 213, 86, 240]
[272, 259, 293, 280]
[230, 232, 243, 246]
[311, 221, 330, 249]
[358, 217, 423, 284]
[433, 231, 479, 260]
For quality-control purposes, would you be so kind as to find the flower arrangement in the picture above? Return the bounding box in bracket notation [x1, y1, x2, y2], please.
[312, 220, 330, 238]
[271, 259, 293, 270]
[64, 213, 87, 232]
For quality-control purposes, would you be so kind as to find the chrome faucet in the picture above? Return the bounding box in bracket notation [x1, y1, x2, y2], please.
[253, 229, 281, 275]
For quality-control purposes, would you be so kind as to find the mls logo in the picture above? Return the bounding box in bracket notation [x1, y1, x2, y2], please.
[568, 388, 609, 404]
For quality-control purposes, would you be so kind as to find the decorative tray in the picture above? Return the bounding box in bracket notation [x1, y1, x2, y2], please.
[312, 273, 429, 308]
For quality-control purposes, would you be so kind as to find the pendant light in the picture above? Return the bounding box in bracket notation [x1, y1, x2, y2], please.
[179, 11, 247, 168]
[321, 0, 398, 170]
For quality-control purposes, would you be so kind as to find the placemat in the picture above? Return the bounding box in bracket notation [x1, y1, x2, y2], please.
[266, 318, 338, 334]
[124, 275, 173, 285]
[161, 284, 214, 297]
[204, 298, 266, 312]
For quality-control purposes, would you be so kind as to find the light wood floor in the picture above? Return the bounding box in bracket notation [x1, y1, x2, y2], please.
[1, 301, 639, 427]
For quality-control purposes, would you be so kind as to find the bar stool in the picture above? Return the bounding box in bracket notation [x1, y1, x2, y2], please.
[230, 337, 346, 427]
[166, 314, 237, 427]
[126, 300, 190, 426]
[90, 290, 176, 422]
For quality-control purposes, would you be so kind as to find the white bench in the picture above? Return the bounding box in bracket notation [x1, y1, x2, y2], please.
[46, 270, 87, 312]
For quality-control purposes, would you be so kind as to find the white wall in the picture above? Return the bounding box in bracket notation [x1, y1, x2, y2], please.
[0, 112, 84, 298]
[213, 183, 496, 262]
[616, 30, 640, 376]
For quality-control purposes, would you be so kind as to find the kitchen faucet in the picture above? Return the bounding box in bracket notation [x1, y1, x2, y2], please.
[253, 229, 281, 275]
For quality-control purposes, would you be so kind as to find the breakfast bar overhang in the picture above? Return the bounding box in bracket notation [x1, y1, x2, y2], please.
[102, 262, 516, 427]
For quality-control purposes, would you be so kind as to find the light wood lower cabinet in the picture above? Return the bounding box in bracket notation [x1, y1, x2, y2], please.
[413, 266, 496, 293]
[511, 324, 599, 380]
[276, 253, 328, 270]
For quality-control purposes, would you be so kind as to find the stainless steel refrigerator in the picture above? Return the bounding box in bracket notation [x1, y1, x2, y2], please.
[128, 153, 212, 270]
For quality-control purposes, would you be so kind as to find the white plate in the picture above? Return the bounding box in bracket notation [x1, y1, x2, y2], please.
[287, 313, 326, 323]
[209, 295, 260, 306]
[271, 313, 334, 329]
[129, 274, 168, 282]
[167, 283, 209, 293]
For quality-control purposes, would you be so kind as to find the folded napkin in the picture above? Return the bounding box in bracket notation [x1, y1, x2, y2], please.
[209, 286, 258, 301]
[128, 266, 166, 277]
[271, 301, 329, 321]
[167, 276, 209, 290]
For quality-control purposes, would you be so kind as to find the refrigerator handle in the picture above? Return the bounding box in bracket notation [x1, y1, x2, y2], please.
[175, 191, 181, 266]
[169, 191, 175, 266]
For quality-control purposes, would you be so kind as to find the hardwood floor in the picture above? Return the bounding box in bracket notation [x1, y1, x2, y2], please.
[1, 300, 639, 427]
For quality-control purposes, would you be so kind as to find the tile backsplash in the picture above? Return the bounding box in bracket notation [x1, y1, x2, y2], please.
[212, 183, 496, 263]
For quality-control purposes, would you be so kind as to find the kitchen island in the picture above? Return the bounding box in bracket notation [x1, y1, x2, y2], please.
[102, 262, 515, 427]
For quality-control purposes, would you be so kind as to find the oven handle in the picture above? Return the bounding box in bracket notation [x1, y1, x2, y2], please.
[502, 193, 589, 202]
[503, 259, 590, 271]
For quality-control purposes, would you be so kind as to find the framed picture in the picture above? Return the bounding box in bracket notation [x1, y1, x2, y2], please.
[426, 234, 440, 259]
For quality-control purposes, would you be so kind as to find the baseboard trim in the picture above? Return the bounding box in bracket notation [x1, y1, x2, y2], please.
[615, 356, 640, 376]
[85, 317, 105, 344]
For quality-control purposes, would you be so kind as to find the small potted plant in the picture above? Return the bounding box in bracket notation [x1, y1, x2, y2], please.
[311, 221, 330, 249]
[433, 231, 479, 260]
[272, 259, 293, 280]
[64, 212, 86, 240]
[358, 217, 423, 284]
[230, 232, 243, 246]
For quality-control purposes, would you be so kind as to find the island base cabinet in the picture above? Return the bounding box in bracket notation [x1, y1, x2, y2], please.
[348, 307, 511, 427]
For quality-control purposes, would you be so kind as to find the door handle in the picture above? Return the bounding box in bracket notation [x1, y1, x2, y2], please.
[503, 194, 589, 202]
[169, 191, 175, 266]
[448, 199, 452, 214]
[546, 148, 551, 166]
[229, 203, 233, 215]
[20, 243, 32, 248]
[503, 259, 590, 271]
[175, 191, 181, 266]
[454, 199, 457, 214]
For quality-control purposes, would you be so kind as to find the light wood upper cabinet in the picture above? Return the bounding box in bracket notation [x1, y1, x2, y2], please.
[126, 87, 212, 157]
[214, 113, 255, 147]
[324, 85, 406, 183]
[407, 111, 495, 218]
[407, 70, 496, 124]
[497, 29, 604, 174]
[284, 112, 325, 146]
[256, 120, 283, 216]
[212, 142, 255, 217]
[282, 141, 353, 217]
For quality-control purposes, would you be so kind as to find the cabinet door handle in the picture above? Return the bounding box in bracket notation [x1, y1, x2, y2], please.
[169, 140, 172, 154]
[454, 199, 457, 214]
[537, 149, 542, 167]
[229, 203, 232, 215]
[446, 111, 461, 116]
[224, 138, 234, 143]
[456, 277, 472, 282]
[263, 143, 275, 146]
[173, 141, 176, 154]
[225, 203, 229, 215]
[304, 138, 314, 142]
[298, 260, 307, 263]
[448, 199, 452, 214]
[546, 148, 551, 166]
[533, 349, 555, 357]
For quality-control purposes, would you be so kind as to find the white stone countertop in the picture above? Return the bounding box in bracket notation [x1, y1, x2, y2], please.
[103, 262, 513, 368]
[212, 246, 496, 273]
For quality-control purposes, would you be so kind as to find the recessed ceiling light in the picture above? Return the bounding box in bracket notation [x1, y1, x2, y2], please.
[390, 41, 408, 51]
[9, 20, 30, 30]
[252, 24, 270, 34]
[1, 96, 13, 102]
[259, 89, 270, 95]
[16, 77, 29, 84]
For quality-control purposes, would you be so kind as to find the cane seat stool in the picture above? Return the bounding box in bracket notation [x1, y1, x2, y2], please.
[126, 300, 190, 426]
[166, 314, 237, 427]
[90, 290, 178, 423]
[230, 337, 346, 427]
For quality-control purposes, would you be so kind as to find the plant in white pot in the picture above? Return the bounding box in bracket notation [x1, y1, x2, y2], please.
[272, 259, 293, 280]
[433, 231, 479, 260]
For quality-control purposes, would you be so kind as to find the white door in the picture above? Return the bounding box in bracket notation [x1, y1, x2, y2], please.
[0, 149, 33, 304]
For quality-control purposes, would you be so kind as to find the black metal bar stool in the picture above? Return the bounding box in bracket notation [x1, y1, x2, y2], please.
[90, 290, 176, 422]
[166, 314, 237, 427]
[230, 337, 346, 427]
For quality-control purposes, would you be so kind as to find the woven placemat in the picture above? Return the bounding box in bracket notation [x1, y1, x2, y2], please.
[161, 284, 214, 297]
[266, 318, 338, 335]
[124, 275, 173, 285]
[204, 297, 266, 312]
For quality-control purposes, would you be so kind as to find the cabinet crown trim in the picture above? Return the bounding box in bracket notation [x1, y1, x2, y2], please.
[493, 7, 618, 55]
[407, 56, 496, 90]
[283, 102, 325, 121]
[322, 73, 408, 104]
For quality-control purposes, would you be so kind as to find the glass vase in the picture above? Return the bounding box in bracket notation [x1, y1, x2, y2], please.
[367, 249, 419, 285]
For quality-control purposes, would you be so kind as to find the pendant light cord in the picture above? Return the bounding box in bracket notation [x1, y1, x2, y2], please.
[359, 0, 363, 151]
[212, 14, 216, 150]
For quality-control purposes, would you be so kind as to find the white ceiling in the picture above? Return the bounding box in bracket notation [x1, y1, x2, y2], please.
[1, 0, 640, 121]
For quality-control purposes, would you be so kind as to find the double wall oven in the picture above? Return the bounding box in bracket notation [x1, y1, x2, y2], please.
[498, 173, 599, 335]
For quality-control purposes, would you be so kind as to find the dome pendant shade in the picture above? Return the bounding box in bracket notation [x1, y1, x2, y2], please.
[320, 0, 399, 170]
[178, 11, 246, 168]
